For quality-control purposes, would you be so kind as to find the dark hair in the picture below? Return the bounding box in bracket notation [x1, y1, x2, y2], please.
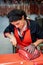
[7, 9, 27, 22]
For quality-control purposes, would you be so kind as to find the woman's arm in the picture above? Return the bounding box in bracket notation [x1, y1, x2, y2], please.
[4, 32, 17, 47]
[33, 39, 43, 46]
[4, 24, 17, 47]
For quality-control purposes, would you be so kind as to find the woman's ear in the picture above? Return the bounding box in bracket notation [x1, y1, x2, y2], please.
[22, 16, 24, 20]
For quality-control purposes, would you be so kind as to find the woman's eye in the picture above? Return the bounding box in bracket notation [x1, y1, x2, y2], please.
[16, 23, 19, 25]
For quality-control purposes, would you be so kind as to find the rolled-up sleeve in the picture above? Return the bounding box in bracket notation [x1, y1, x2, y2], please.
[30, 20, 43, 42]
[4, 24, 14, 37]
[35, 22, 43, 39]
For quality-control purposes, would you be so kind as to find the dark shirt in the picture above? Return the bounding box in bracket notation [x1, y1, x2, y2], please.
[4, 20, 43, 43]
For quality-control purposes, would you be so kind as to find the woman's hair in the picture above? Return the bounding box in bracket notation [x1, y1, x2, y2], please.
[7, 9, 27, 22]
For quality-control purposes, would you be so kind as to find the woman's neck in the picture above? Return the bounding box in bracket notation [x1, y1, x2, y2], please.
[20, 21, 27, 34]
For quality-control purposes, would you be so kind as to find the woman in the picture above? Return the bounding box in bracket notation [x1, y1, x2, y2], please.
[4, 9, 43, 53]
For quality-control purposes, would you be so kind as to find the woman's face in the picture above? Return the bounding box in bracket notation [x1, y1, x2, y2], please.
[11, 16, 26, 30]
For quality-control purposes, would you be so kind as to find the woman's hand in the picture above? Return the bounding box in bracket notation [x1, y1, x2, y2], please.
[24, 44, 35, 53]
[10, 35, 17, 47]
[4, 33, 17, 47]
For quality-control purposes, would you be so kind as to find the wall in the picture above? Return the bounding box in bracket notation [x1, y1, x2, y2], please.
[0, 16, 14, 54]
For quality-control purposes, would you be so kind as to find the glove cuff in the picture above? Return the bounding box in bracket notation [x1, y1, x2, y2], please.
[31, 43, 37, 49]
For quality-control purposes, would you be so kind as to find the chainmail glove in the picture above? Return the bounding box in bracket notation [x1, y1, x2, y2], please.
[24, 44, 36, 53]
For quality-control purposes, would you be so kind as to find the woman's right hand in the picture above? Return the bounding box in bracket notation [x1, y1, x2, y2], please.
[4, 33, 17, 47]
[10, 35, 17, 47]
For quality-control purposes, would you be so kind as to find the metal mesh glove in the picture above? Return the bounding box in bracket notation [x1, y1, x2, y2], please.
[24, 44, 36, 53]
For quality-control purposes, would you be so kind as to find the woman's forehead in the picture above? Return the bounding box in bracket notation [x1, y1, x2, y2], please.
[11, 20, 21, 24]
